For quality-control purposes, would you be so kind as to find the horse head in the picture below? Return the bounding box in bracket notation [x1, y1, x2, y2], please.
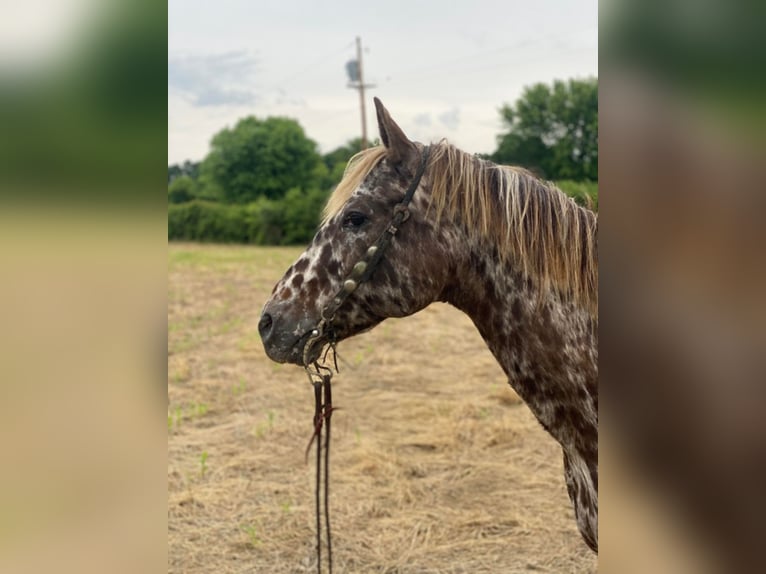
[259, 99, 452, 365]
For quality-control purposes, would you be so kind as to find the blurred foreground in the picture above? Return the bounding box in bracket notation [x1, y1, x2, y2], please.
[0, 2, 166, 572]
[600, 1, 766, 571]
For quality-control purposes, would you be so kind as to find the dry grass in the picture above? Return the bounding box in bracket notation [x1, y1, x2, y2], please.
[168, 243, 597, 573]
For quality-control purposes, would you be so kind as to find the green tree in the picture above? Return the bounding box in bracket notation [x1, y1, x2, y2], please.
[248, 197, 286, 245]
[199, 116, 321, 203]
[168, 160, 200, 184]
[168, 175, 196, 204]
[492, 78, 598, 181]
[318, 138, 365, 190]
[322, 138, 363, 170]
[280, 187, 329, 244]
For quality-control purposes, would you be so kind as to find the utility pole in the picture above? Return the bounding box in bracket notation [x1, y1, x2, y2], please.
[346, 36, 375, 150]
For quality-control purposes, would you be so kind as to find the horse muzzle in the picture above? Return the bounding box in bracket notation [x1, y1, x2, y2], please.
[258, 303, 321, 365]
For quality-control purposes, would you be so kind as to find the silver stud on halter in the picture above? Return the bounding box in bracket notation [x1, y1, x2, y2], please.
[343, 279, 357, 293]
[351, 261, 367, 278]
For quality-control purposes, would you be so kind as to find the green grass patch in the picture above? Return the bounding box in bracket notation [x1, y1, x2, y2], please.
[241, 523, 262, 547]
[167, 402, 210, 432]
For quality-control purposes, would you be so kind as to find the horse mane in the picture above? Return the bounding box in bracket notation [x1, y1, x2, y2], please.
[324, 142, 598, 315]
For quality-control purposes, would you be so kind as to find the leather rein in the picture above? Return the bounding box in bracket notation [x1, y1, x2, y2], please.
[301, 145, 430, 574]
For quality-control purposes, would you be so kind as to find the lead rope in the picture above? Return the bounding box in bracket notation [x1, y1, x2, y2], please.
[305, 367, 334, 574]
[312, 376, 323, 573]
[304, 329, 336, 574]
[322, 374, 333, 574]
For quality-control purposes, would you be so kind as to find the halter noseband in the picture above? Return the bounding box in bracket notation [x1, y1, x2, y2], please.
[302, 145, 431, 366]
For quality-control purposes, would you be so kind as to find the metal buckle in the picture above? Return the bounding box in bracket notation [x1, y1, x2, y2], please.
[393, 203, 410, 222]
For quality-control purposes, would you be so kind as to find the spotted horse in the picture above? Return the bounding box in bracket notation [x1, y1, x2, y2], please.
[259, 98, 598, 552]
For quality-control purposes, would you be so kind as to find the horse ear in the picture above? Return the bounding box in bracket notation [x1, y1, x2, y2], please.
[374, 97, 417, 166]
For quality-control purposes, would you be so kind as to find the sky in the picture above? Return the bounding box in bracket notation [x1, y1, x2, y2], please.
[168, 0, 597, 165]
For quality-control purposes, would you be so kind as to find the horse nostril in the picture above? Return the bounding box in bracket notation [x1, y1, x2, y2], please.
[258, 313, 273, 338]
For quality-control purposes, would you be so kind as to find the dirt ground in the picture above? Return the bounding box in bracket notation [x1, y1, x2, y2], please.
[168, 243, 597, 573]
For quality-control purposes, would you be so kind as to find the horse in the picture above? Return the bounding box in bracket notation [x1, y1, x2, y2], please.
[259, 98, 598, 552]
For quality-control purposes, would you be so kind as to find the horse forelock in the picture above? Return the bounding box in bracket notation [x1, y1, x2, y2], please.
[322, 146, 388, 224]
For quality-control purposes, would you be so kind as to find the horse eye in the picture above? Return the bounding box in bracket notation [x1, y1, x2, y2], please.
[342, 211, 368, 229]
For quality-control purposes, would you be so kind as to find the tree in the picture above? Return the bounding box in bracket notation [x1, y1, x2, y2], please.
[199, 116, 321, 204]
[492, 78, 598, 181]
[280, 187, 329, 244]
[318, 138, 365, 190]
[322, 138, 364, 171]
[168, 160, 200, 184]
[168, 175, 196, 203]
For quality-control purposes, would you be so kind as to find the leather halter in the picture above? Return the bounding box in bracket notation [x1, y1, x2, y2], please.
[302, 145, 431, 366]
[300, 146, 430, 574]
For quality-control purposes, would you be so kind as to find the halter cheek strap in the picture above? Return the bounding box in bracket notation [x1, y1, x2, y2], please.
[301, 145, 431, 574]
[302, 145, 431, 365]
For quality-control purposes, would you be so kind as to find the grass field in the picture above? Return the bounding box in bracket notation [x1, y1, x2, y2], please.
[168, 243, 597, 573]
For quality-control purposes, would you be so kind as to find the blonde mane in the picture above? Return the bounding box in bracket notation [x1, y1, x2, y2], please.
[324, 142, 598, 315]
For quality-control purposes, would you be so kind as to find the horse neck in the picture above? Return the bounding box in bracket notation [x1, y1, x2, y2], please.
[438, 234, 598, 458]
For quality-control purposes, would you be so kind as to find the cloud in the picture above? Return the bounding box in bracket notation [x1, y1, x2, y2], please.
[438, 107, 461, 131]
[413, 113, 432, 127]
[168, 51, 259, 107]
